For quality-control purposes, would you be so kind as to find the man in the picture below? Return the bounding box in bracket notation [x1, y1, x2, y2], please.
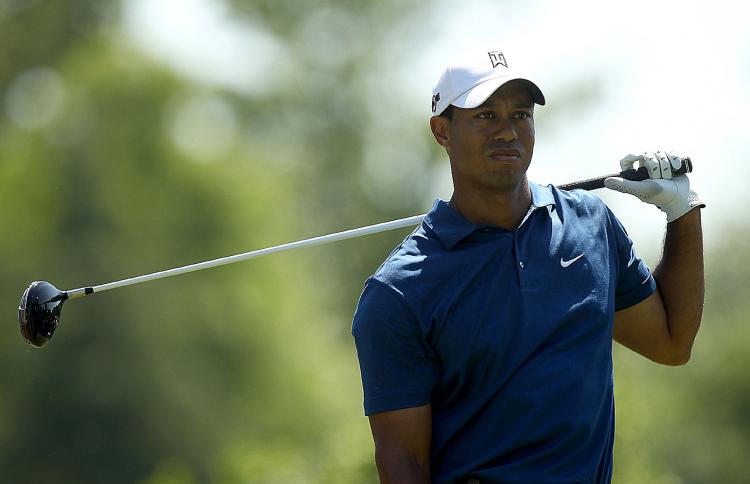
[351, 48, 704, 484]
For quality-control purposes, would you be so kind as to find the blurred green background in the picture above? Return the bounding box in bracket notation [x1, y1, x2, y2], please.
[1, 0, 748, 483]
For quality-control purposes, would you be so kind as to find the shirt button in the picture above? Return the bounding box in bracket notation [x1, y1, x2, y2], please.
[519, 261, 525, 268]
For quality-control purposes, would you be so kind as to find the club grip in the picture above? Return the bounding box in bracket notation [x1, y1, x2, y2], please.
[557, 157, 692, 191]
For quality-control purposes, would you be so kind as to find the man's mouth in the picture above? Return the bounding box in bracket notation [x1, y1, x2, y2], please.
[489, 149, 521, 162]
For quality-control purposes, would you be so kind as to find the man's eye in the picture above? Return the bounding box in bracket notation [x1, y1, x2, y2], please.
[514, 112, 532, 120]
[477, 112, 495, 119]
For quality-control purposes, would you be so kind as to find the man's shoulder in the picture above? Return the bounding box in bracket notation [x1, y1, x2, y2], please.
[552, 183, 605, 206]
[370, 223, 442, 290]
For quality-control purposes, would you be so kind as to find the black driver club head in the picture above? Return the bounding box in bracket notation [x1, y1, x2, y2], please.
[18, 281, 67, 348]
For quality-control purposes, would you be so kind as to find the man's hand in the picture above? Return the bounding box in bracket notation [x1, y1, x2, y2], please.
[604, 151, 705, 222]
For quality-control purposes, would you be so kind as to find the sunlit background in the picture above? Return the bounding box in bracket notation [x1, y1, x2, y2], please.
[1, 0, 748, 482]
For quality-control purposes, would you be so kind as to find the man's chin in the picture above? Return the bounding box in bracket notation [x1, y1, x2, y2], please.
[479, 172, 528, 193]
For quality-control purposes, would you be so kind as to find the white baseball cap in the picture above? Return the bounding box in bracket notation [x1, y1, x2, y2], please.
[430, 49, 546, 117]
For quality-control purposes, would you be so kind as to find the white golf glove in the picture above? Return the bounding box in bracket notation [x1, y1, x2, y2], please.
[604, 151, 705, 223]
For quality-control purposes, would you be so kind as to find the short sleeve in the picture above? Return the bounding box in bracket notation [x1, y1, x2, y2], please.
[351, 278, 437, 416]
[606, 207, 657, 311]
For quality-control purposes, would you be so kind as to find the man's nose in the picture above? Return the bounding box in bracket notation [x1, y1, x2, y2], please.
[492, 116, 517, 141]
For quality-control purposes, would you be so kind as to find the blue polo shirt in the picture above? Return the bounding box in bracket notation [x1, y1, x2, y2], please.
[351, 182, 656, 484]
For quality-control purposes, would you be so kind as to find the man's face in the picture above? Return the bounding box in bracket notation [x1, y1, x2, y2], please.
[431, 80, 536, 195]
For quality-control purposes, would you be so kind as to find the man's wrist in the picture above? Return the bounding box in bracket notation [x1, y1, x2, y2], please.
[667, 204, 702, 227]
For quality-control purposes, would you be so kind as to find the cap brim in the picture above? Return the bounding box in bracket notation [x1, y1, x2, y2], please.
[452, 77, 546, 109]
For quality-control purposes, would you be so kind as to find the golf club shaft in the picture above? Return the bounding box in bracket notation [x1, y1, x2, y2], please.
[65, 214, 426, 299]
[64, 166, 658, 299]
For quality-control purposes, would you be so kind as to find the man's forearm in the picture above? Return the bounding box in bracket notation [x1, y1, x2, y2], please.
[653, 208, 704, 361]
[375, 449, 430, 484]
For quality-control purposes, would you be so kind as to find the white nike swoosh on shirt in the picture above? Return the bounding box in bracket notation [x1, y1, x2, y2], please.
[560, 253, 585, 267]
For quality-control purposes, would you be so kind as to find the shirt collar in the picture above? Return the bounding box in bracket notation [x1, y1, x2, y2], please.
[529, 181, 555, 210]
[424, 182, 556, 250]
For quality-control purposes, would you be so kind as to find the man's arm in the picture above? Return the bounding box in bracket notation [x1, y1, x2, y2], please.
[613, 209, 704, 365]
[368, 404, 432, 484]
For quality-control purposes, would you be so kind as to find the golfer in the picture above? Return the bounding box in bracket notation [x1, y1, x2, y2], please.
[351, 48, 704, 484]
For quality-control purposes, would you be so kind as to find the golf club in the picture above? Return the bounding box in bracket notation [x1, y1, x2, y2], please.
[18, 161, 692, 348]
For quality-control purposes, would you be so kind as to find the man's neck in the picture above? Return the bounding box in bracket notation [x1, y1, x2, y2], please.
[449, 180, 532, 230]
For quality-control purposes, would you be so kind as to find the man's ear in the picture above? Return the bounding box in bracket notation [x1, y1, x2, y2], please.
[430, 116, 450, 151]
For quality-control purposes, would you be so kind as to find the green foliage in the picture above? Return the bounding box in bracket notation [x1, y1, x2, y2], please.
[612, 234, 750, 484]
[0, 0, 405, 481]
[0, 1, 746, 483]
